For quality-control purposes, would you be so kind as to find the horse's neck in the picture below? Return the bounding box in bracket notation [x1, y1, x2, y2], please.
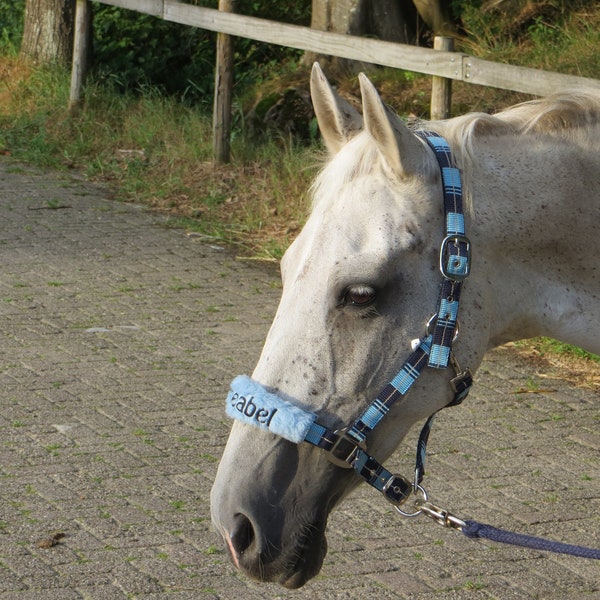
[467, 131, 600, 354]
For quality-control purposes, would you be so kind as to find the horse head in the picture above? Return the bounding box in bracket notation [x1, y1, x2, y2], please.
[210, 64, 491, 588]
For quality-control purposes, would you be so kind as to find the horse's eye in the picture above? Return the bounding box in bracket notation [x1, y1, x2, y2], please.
[344, 285, 376, 307]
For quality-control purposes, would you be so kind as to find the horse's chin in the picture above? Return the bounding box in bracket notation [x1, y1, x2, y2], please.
[279, 533, 328, 589]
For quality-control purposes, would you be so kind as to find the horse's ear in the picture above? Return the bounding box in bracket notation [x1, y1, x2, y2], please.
[310, 62, 362, 154]
[359, 73, 427, 178]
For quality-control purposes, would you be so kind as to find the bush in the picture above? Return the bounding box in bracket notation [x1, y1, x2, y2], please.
[92, 4, 216, 104]
[92, 0, 310, 104]
[0, 0, 24, 54]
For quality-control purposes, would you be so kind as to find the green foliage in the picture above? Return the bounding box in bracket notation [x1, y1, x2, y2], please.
[0, 0, 309, 91]
[0, 0, 24, 54]
[92, 0, 310, 103]
[92, 3, 214, 104]
[443, 0, 600, 83]
[452, 0, 600, 70]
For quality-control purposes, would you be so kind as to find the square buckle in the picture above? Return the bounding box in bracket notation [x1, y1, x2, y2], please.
[439, 234, 471, 281]
[382, 474, 412, 506]
[327, 427, 366, 469]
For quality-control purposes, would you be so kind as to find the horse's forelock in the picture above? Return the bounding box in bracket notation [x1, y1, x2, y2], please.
[310, 133, 387, 210]
[310, 129, 438, 212]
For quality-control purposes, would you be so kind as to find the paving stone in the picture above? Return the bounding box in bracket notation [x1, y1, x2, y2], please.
[0, 159, 598, 598]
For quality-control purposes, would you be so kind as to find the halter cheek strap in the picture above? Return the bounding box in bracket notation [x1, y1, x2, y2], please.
[224, 131, 472, 509]
[417, 130, 471, 369]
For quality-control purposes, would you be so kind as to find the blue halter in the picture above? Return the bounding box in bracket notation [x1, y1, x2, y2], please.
[225, 131, 472, 508]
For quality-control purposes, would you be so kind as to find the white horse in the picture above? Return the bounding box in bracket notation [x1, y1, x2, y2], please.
[211, 63, 600, 588]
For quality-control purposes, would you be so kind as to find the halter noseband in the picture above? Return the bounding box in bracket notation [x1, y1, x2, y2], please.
[225, 131, 472, 510]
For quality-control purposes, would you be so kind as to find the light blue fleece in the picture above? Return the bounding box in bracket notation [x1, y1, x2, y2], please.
[226, 375, 317, 444]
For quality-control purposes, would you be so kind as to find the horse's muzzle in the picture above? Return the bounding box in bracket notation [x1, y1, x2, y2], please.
[221, 512, 328, 589]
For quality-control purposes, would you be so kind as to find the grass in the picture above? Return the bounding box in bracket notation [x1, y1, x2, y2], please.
[533, 338, 599, 362]
[510, 338, 599, 389]
[0, 57, 318, 259]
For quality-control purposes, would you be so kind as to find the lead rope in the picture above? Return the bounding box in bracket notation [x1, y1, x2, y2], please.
[406, 494, 600, 559]
[462, 520, 600, 559]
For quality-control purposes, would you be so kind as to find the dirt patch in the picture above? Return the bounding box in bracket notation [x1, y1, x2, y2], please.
[0, 57, 33, 116]
[503, 340, 600, 390]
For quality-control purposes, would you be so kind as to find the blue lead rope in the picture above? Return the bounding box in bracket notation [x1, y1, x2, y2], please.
[463, 520, 600, 560]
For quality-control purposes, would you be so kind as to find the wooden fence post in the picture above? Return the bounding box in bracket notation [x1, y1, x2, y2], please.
[430, 36, 454, 120]
[213, 0, 236, 163]
[69, 0, 91, 112]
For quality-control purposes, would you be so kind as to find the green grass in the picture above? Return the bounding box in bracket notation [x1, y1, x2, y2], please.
[0, 59, 316, 259]
[515, 337, 600, 364]
[536, 339, 599, 362]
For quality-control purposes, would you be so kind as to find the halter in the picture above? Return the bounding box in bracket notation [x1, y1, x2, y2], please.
[223, 132, 600, 561]
[226, 131, 472, 510]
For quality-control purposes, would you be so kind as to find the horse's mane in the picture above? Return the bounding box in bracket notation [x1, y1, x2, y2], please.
[423, 90, 600, 212]
[427, 90, 600, 163]
[445, 90, 599, 132]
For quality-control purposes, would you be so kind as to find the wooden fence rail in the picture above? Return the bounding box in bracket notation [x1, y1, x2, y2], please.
[71, 0, 600, 160]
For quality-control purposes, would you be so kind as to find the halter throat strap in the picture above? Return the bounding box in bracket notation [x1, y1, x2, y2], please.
[225, 131, 472, 508]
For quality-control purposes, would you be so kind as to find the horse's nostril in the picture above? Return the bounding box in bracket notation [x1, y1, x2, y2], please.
[230, 513, 255, 556]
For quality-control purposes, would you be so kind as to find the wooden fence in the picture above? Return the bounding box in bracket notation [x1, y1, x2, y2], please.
[70, 0, 600, 161]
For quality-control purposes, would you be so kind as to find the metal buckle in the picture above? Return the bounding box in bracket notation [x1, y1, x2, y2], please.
[382, 474, 412, 506]
[450, 368, 473, 393]
[327, 427, 366, 469]
[393, 484, 429, 518]
[439, 234, 471, 281]
[417, 501, 466, 531]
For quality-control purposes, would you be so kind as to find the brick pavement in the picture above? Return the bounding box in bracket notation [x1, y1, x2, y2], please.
[0, 158, 598, 599]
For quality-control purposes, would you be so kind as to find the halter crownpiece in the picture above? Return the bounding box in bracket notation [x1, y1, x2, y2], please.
[225, 131, 472, 509]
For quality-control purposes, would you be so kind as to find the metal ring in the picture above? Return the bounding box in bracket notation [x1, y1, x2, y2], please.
[426, 314, 437, 335]
[393, 484, 428, 518]
[426, 314, 460, 342]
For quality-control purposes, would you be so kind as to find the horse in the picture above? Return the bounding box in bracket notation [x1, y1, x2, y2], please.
[211, 62, 600, 589]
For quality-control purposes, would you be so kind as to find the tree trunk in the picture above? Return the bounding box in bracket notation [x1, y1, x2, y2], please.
[303, 0, 419, 78]
[366, 0, 418, 44]
[20, 0, 76, 66]
[412, 0, 455, 35]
